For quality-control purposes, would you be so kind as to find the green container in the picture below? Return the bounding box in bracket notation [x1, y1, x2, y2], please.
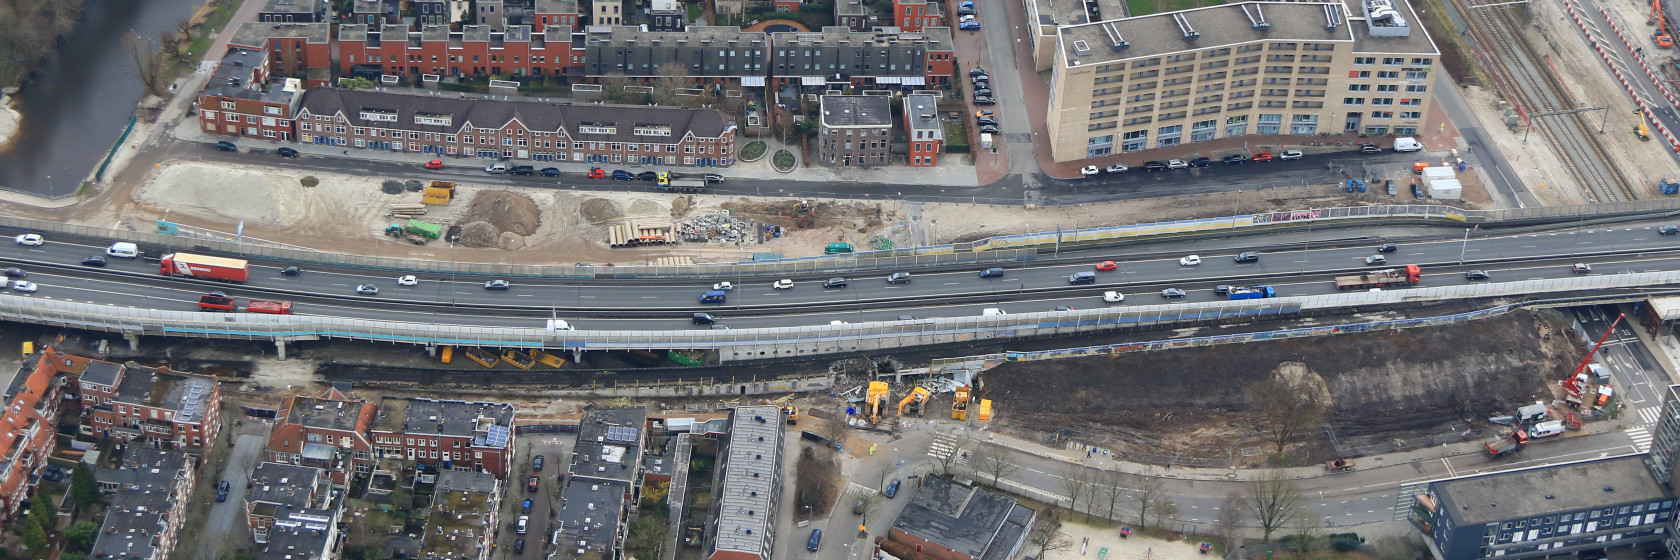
[667, 350, 704, 367]
[406, 219, 443, 239]
[825, 242, 854, 254]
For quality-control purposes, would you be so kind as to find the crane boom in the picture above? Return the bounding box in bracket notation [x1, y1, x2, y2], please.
[1563, 313, 1623, 398]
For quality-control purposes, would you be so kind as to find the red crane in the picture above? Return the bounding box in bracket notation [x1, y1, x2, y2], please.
[1563, 313, 1623, 398]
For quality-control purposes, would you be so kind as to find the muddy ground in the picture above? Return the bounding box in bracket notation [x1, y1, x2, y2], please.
[983, 309, 1579, 462]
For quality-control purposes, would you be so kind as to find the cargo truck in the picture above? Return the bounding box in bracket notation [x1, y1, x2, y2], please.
[1484, 430, 1530, 458]
[657, 179, 706, 193]
[246, 299, 293, 315]
[161, 253, 251, 283]
[1228, 286, 1276, 300]
[1333, 265, 1422, 290]
[197, 294, 236, 311]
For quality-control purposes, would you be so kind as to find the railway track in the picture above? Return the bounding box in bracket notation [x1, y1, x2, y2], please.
[1459, 2, 1639, 202]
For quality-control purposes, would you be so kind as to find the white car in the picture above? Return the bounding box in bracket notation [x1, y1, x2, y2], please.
[772, 279, 793, 290]
[1080, 165, 1100, 177]
[1103, 291, 1125, 303]
[830, 320, 849, 325]
[713, 281, 734, 291]
[10, 281, 35, 293]
[396, 275, 419, 286]
[1365, 255, 1387, 265]
[1179, 255, 1202, 266]
[1167, 159, 1188, 169]
[13, 234, 42, 246]
[1104, 163, 1128, 173]
[1280, 150, 1304, 160]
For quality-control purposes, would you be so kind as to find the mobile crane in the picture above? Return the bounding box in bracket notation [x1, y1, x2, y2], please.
[1562, 313, 1622, 405]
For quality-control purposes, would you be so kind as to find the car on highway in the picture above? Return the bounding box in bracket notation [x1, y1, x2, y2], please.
[277, 147, 299, 158]
[1378, 243, 1398, 253]
[885, 478, 901, 498]
[1105, 163, 1128, 173]
[1161, 288, 1186, 298]
[1095, 261, 1117, 271]
[979, 267, 1005, 278]
[396, 275, 419, 286]
[484, 279, 511, 290]
[712, 282, 734, 291]
[1280, 150, 1304, 160]
[1365, 255, 1387, 265]
[539, 167, 561, 177]
[1214, 285, 1231, 296]
[587, 167, 607, 179]
[355, 284, 379, 295]
[1178, 255, 1201, 266]
[281, 266, 301, 276]
[887, 272, 912, 284]
[637, 171, 659, 181]
[612, 170, 634, 180]
[772, 279, 794, 289]
[1080, 166, 1100, 177]
[704, 173, 725, 183]
[1661, 225, 1679, 235]
[1188, 157, 1211, 167]
[823, 277, 848, 288]
[1252, 152, 1274, 162]
[2, 268, 25, 278]
[10, 281, 35, 293]
[80, 256, 106, 267]
[527, 475, 539, 492]
[13, 234, 42, 246]
[1573, 263, 1593, 273]
[1234, 252, 1260, 263]
[1166, 159, 1188, 169]
[692, 313, 718, 325]
[1465, 270, 1490, 281]
[1103, 291, 1125, 303]
[425, 160, 445, 170]
[1222, 154, 1248, 165]
[1068, 272, 1097, 284]
[1143, 161, 1168, 171]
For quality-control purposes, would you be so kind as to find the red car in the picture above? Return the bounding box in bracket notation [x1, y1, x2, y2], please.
[587, 167, 607, 179]
[1251, 152, 1274, 162]
[424, 159, 444, 169]
[527, 475, 539, 492]
[1095, 261, 1118, 271]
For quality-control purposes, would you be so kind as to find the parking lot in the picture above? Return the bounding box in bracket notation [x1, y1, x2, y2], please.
[492, 432, 576, 560]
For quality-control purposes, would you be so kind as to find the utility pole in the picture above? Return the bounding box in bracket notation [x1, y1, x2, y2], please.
[1522, 105, 1610, 143]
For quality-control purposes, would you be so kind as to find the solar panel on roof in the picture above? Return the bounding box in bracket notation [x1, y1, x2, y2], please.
[605, 426, 639, 443]
[484, 425, 510, 448]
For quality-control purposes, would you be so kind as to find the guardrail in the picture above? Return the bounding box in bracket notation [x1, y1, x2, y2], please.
[4, 269, 1676, 362]
[6, 198, 1679, 279]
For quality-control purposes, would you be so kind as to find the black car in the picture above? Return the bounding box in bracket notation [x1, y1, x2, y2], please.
[533, 454, 544, 471]
[823, 277, 848, 289]
[2, 268, 25, 278]
[979, 125, 1000, 134]
[1142, 161, 1168, 171]
[277, 147, 299, 158]
[974, 96, 996, 105]
[280, 266, 301, 276]
[215, 141, 237, 152]
[1377, 243, 1398, 253]
[637, 171, 660, 181]
[509, 165, 534, 176]
[1234, 252, 1260, 263]
[539, 167, 561, 177]
[1661, 225, 1679, 235]
[1214, 285, 1231, 296]
[215, 480, 231, 502]
[484, 279, 511, 290]
[1188, 157, 1211, 167]
[1465, 270, 1490, 280]
[692, 312, 718, 325]
[969, 67, 988, 77]
[973, 89, 993, 99]
[971, 77, 990, 87]
[81, 256, 106, 267]
[704, 173, 725, 183]
[1411, 181, 1424, 198]
[1222, 154, 1248, 164]
[514, 539, 526, 554]
[979, 267, 1004, 278]
[976, 117, 998, 126]
[1359, 143, 1382, 154]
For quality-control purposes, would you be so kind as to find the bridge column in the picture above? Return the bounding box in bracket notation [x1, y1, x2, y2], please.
[123, 334, 139, 351]
[426, 346, 437, 358]
[275, 340, 287, 361]
[571, 349, 583, 364]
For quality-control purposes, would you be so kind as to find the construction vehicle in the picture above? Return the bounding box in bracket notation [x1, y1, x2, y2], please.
[500, 348, 537, 369]
[440, 346, 454, 364]
[246, 299, 294, 315]
[764, 396, 800, 424]
[1484, 430, 1530, 458]
[1654, 0, 1676, 48]
[531, 349, 567, 368]
[421, 181, 456, 204]
[657, 179, 707, 193]
[1334, 265, 1422, 290]
[1326, 458, 1355, 472]
[952, 385, 971, 421]
[464, 347, 499, 368]
[1228, 286, 1277, 300]
[1563, 314, 1623, 402]
[825, 243, 854, 254]
[865, 381, 890, 425]
[897, 387, 932, 417]
[197, 294, 236, 312]
[385, 219, 442, 245]
[1638, 121, 1653, 141]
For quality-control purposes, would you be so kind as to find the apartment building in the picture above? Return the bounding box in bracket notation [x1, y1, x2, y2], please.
[702, 406, 786, 560]
[77, 360, 222, 450]
[227, 22, 333, 87]
[257, 0, 326, 23]
[265, 389, 377, 483]
[651, 0, 686, 31]
[888, 476, 1037, 560]
[893, 0, 944, 32]
[579, 26, 954, 87]
[91, 449, 198, 560]
[244, 462, 339, 544]
[369, 397, 517, 478]
[0, 349, 68, 520]
[1044, 0, 1439, 162]
[556, 407, 646, 559]
[196, 48, 307, 141]
[595, 0, 625, 25]
[337, 24, 581, 80]
[818, 95, 892, 166]
[903, 93, 944, 166]
[425, 471, 502, 560]
[296, 88, 737, 166]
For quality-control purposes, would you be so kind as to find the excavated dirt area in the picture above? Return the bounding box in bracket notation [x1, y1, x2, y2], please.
[984, 310, 1579, 463]
[455, 190, 542, 248]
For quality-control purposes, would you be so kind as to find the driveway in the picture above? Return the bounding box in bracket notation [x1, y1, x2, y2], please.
[191, 434, 265, 560]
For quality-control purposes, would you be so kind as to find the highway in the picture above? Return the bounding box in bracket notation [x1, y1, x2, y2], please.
[5, 222, 1680, 330]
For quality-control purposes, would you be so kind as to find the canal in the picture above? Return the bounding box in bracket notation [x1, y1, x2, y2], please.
[0, 0, 204, 197]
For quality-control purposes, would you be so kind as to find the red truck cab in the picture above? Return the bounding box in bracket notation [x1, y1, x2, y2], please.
[197, 294, 236, 311]
[246, 300, 293, 315]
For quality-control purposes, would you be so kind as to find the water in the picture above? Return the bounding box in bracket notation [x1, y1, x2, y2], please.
[0, 0, 203, 197]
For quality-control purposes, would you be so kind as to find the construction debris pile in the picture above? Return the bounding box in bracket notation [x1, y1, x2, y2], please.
[678, 210, 763, 244]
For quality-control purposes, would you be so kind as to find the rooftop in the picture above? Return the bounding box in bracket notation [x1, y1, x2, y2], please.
[892, 476, 1035, 559]
[300, 88, 735, 144]
[903, 94, 941, 132]
[424, 471, 498, 559]
[81, 360, 124, 387]
[257, 527, 335, 560]
[556, 481, 626, 556]
[569, 408, 646, 484]
[201, 48, 303, 105]
[1057, 2, 1355, 66]
[1348, 0, 1439, 54]
[1434, 455, 1669, 526]
[285, 396, 374, 433]
[259, 0, 321, 15]
[230, 22, 330, 49]
[767, 25, 953, 50]
[821, 95, 893, 128]
[92, 489, 177, 560]
[111, 364, 216, 424]
[246, 463, 326, 509]
[373, 397, 515, 445]
[710, 405, 784, 557]
[1029, 0, 1127, 31]
[96, 448, 191, 491]
[436, 469, 500, 496]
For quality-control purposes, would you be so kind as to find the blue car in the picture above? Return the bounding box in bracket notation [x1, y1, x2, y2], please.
[612, 169, 634, 180]
[960, 20, 980, 30]
[885, 478, 901, 498]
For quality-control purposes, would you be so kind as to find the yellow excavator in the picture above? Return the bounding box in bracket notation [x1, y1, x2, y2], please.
[866, 381, 891, 425]
[763, 396, 799, 424]
[897, 387, 932, 417]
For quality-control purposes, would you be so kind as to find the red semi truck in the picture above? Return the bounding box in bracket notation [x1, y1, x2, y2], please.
[160, 253, 250, 283]
[1334, 264, 1422, 290]
[197, 294, 236, 311]
[246, 300, 293, 315]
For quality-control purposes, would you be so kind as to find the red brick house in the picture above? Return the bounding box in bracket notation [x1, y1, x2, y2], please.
[0, 348, 69, 520]
[337, 24, 580, 81]
[195, 47, 307, 140]
[903, 94, 944, 166]
[264, 388, 376, 484]
[369, 398, 516, 478]
[77, 360, 221, 451]
[226, 22, 333, 88]
[893, 0, 943, 32]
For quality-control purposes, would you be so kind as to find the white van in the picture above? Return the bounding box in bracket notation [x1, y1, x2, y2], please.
[1528, 419, 1565, 439]
[106, 242, 139, 258]
[546, 319, 574, 331]
[484, 163, 508, 174]
[1393, 137, 1424, 152]
[982, 308, 1007, 316]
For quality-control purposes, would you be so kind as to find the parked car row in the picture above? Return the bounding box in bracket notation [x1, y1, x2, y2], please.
[1080, 150, 1304, 176]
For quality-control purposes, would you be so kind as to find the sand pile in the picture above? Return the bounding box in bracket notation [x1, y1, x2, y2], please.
[455, 190, 541, 249]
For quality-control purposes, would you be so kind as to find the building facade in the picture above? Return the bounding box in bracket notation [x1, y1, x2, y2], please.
[296, 88, 738, 167]
[1044, 0, 1439, 162]
[1646, 384, 1680, 488]
[196, 48, 307, 141]
[0, 349, 69, 520]
[818, 95, 892, 166]
[594, 0, 624, 25]
[369, 397, 517, 478]
[703, 405, 785, 560]
[91, 450, 198, 560]
[903, 94, 944, 166]
[580, 26, 954, 87]
[265, 389, 377, 484]
[1413, 455, 1674, 560]
[77, 361, 222, 451]
[337, 24, 581, 80]
[651, 0, 686, 31]
[893, 0, 944, 32]
[257, 0, 325, 22]
[227, 22, 334, 88]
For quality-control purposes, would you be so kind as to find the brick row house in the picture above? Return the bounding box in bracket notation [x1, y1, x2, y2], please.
[243, 462, 341, 544]
[227, 22, 333, 87]
[91, 449, 199, 560]
[296, 88, 738, 166]
[196, 48, 306, 142]
[264, 388, 377, 484]
[893, 0, 945, 31]
[369, 397, 517, 479]
[337, 24, 583, 81]
[76, 359, 222, 451]
[903, 94, 944, 166]
[0, 348, 69, 520]
[579, 25, 955, 87]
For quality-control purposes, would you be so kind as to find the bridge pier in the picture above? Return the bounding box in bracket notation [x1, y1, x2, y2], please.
[275, 340, 287, 361]
[123, 334, 139, 352]
[426, 346, 437, 358]
[571, 349, 583, 364]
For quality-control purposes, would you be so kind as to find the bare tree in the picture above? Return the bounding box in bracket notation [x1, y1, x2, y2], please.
[817, 409, 848, 445]
[928, 433, 969, 477]
[1097, 469, 1127, 521]
[650, 64, 689, 106]
[870, 461, 894, 491]
[1215, 491, 1248, 550]
[794, 447, 840, 516]
[970, 444, 1019, 488]
[599, 72, 636, 103]
[1245, 366, 1328, 454]
[850, 489, 884, 527]
[1058, 464, 1092, 515]
[128, 34, 167, 97]
[1125, 472, 1166, 528]
[1153, 498, 1180, 529]
[1246, 470, 1305, 542]
[1286, 509, 1325, 557]
[1029, 507, 1074, 556]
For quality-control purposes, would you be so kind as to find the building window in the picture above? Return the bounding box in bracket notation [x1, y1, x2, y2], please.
[1156, 124, 1182, 147]
[1189, 120, 1216, 142]
[1256, 113, 1282, 135]
[1120, 130, 1147, 152]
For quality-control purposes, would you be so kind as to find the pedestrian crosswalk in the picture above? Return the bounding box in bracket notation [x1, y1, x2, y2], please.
[1640, 406, 1663, 426]
[1627, 427, 1653, 453]
[929, 432, 967, 465]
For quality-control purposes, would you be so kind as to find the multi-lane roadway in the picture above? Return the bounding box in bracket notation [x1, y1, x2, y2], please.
[5, 221, 1680, 330]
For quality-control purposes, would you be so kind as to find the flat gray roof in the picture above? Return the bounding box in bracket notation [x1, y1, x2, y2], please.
[710, 405, 784, 557]
[1058, 2, 1355, 66]
[892, 477, 1030, 559]
[1031, 0, 1128, 29]
[1434, 455, 1670, 526]
[904, 94, 940, 132]
[1349, 0, 1440, 54]
[821, 95, 893, 128]
[231, 22, 330, 49]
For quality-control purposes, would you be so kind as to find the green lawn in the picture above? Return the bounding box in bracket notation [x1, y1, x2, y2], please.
[1124, 0, 1220, 16]
[687, 2, 702, 20]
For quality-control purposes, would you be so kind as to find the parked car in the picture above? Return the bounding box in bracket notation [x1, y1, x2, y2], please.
[1105, 163, 1128, 173]
[823, 277, 848, 288]
[533, 454, 545, 471]
[973, 88, 993, 98]
[13, 234, 42, 246]
[969, 67, 988, 77]
[527, 475, 540, 492]
[484, 279, 511, 290]
[1166, 159, 1188, 169]
[1359, 143, 1382, 154]
[973, 95, 995, 105]
[1080, 166, 1100, 177]
[425, 159, 445, 169]
[514, 539, 525, 554]
[885, 478, 902, 498]
[1222, 154, 1249, 164]
[960, 19, 980, 29]
[215, 141, 237, 152]
[1143, 160, 1168, 171]
[1386, 179, 1397, 196]
[355, 284, 379, 295]
[704, 173, 725, 183]
[1161, 288, 1186, 298]
[539, 167, 561, 177]
[1188, 157, 1211, 167]
[1280, 150, 1304, 160]
[976, 116, 998, 126]
[522, 499, 534, 513]
[277, 147, 299, 158]
[587, 167, 607, 179]
[216, 480, 230, 502]
[81, 256, 106, 267]
[1251, 152, 1274, 162]
[979, 124, 1000, 134]
[637, 171, 660, 181]
[485, 163, 508, 174]
[612, 170, 634, 180]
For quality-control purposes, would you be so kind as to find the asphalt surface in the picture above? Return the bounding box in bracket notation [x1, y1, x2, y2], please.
[1431, 72, 1540, 208]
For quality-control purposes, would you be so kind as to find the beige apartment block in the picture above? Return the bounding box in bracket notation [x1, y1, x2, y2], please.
[1046, 0, 1440, 163]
